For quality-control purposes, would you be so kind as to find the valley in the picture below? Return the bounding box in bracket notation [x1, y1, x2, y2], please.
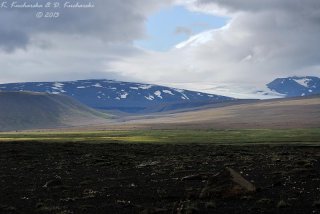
[0, 78, 319, 214]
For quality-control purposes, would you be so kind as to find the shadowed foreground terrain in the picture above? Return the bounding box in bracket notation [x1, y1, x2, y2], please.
[1, 138, 320, 214]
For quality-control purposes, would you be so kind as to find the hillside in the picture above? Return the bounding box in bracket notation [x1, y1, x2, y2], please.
[0, 79, 234, 113]
[111, 95, 320, 129]
[0, 92, 110, 131]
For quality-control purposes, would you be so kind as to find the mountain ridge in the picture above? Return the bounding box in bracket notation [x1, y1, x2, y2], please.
[0, 79, 234, 113]
[267, 76, 320, 97]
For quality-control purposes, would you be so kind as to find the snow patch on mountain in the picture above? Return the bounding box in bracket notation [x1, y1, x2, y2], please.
[174, 89, 185, 93]
[145, 95, 155, 101]
[53, 82, 64, 88]
[162, 90, 174, 95]
[52, 82, 66, 93]
[93, 83, 103, 88]
[139, 85, 153, 90]
[154, 91, 162, 99]
[120, 92, 128, 99]
[181, 93, 189, 100]
[292, 78, 311, 87]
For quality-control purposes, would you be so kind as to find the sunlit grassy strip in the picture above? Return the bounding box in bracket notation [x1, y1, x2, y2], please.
[0, 129, 319, 144]
[0, 136, 161, 143]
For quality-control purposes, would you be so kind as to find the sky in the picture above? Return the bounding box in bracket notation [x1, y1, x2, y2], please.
[0, 0, 320, 97]
[134, 5, 227, 51]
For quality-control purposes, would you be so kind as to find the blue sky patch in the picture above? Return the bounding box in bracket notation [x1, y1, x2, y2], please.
[135, 6, 228, 51]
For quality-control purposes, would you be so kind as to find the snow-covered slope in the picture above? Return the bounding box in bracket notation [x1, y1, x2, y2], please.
[267, 76, 320, 97]
[161, 82, 284, 100]
[0, 79, 234, 113]
[162, 76, 320, 100]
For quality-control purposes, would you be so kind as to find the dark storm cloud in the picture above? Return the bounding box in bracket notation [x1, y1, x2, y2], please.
[0, 29, 29, 52]
[0, 0, 174, 83]
[0, 0, 173, 51]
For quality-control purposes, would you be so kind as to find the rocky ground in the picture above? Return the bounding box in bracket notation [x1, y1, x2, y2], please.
[1, 142, 320, 213]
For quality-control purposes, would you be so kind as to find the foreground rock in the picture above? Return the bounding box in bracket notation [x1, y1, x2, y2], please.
[200, 167, 256, 199]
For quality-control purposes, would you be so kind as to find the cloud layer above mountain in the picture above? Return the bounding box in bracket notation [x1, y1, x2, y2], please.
[0, 0, 319, 87]
[111, 0, 320, 85]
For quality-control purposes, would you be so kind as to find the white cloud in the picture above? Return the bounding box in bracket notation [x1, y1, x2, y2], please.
[109, 0, 320, 89]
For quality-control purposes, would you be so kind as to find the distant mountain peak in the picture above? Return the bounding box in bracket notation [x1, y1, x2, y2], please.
[267, 76, 320, 97]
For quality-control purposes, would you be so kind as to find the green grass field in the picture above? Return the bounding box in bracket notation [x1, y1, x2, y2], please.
[0, 128, 319, 145]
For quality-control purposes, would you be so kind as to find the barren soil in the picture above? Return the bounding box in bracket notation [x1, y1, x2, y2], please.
[1, 142, 320, 213]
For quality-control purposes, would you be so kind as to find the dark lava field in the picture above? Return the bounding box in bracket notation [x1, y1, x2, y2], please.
[1, 142, 320, 214]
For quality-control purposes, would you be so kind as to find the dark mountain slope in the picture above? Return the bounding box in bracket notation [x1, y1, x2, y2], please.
[0, 92, 109, 131]
[267, 76, 320, 97]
